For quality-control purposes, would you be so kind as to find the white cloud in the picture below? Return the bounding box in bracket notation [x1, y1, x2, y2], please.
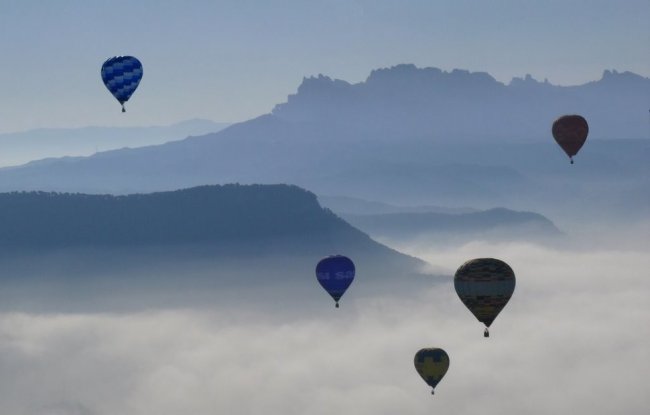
[0, 243, 648, 414]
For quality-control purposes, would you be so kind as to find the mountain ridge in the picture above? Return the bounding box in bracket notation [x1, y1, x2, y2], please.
[272, 64, 649, 140]
[0, 184, 422, 267]
[0, 184, 434, 312]
[341, 207, 562, 245]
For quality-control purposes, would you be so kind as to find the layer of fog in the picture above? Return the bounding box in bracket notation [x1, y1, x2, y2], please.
[370, 217, 650, 254]
[1, 240, 648, 414]
[0, 120, 229, 168]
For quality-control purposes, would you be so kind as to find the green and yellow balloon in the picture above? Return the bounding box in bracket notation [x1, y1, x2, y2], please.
[414, 348, 450, 395]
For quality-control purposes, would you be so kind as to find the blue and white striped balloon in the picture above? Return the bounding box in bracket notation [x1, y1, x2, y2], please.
[101, 56, 143, 112]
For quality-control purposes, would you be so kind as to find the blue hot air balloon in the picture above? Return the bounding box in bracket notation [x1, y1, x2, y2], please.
[316, 255, 355, 308]
[101, 56, 143, 112]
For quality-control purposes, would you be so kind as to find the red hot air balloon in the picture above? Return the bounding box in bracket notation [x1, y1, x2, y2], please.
[552, 115, 589, 164]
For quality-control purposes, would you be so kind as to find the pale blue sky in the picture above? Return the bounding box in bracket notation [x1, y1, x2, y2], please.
[0, 0, 648, 133]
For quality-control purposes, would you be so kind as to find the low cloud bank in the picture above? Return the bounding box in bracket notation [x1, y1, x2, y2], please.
[0, 244, 648, 415]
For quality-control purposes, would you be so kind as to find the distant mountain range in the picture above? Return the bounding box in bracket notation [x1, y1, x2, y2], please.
[318, 195, 477, 215]
[318, 196, 561, 244]
[0, 118, 229, 167]
[0, 65, 647, 223]
[274, 65, 649, 141]
[342, 208, 562, 245]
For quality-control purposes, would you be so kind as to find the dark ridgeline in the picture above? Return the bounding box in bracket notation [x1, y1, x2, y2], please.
[0, 184, 424, 273]
[0, 184, 430, 312]
[0, 184, 360, 249]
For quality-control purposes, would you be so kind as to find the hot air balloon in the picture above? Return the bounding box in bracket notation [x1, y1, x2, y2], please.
[101, 56, 143, 112]
[552, 115, 589, 164]
[414, 348, 449, 395]
[316, 255, 355, 308]
[454, 258, 515, 337]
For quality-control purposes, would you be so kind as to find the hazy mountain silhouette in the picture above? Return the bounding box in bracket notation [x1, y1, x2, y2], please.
[274, 65, 649, 140]
[342, 208, 562, 245]
[0, 184, 404, 254]
[0, 184, 431, 312]
[317, 195, 560, 243]
[0, 65, 647, 222]
[0, 184, 426, 271]
[318, 195, 477, 215]
[0, 118, 229, 167]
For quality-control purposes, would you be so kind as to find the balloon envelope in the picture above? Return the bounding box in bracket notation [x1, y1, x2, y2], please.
[552, 115, 589, 162]
[414, 348, 449, 393]
[454, 258, 515, 328]
[315, 255, 355, 307]
[101, 56, 143, 111]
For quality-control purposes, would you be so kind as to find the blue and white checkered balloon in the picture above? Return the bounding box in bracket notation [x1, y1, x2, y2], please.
[101, 56, 143, 112]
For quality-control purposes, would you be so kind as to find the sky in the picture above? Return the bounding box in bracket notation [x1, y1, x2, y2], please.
[0, 0, 648, 133]
[0, 2, 648, 413]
